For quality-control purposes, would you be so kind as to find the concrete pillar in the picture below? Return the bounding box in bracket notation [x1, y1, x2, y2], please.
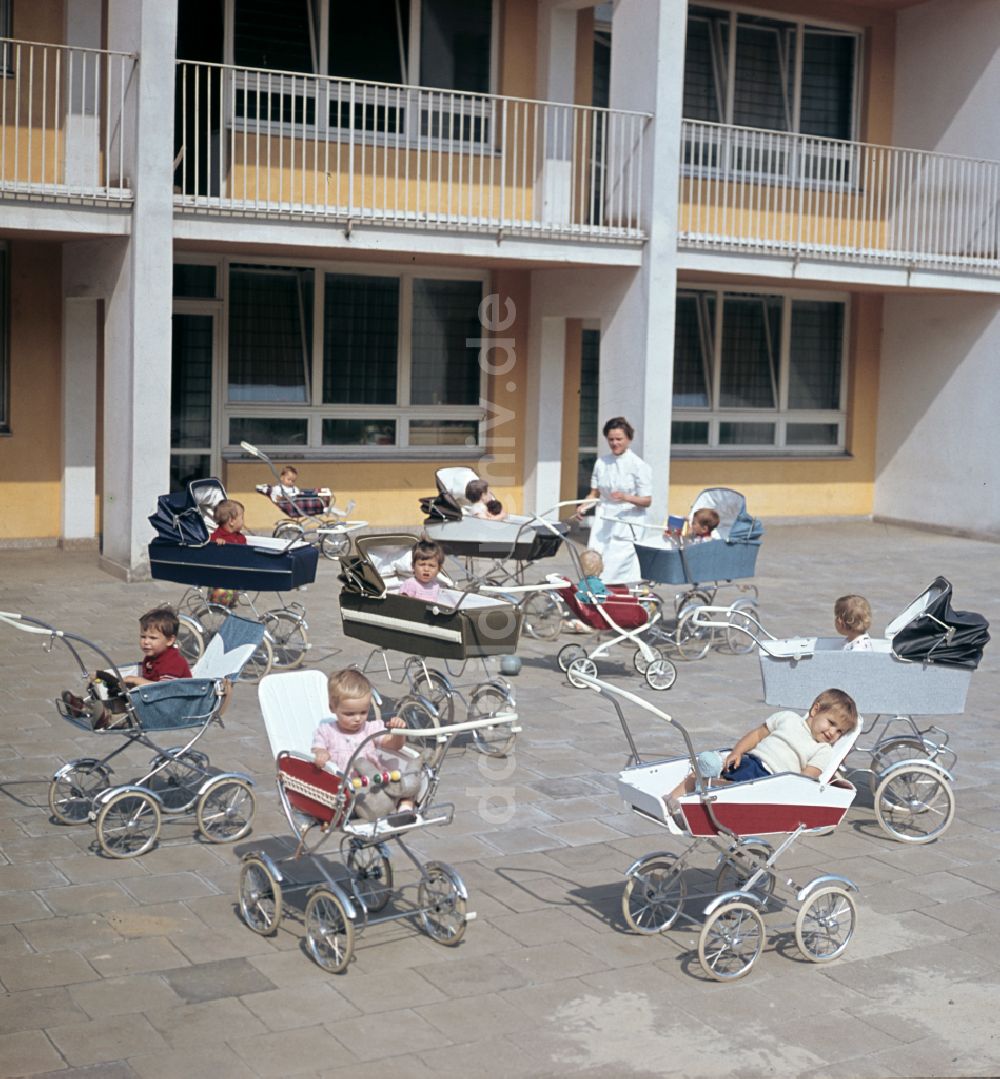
[61, 297, 99, 540]
[523, 311, 567, 515]
[536, 3, 577, 226]
[99, 0, 178, 578]
[598, 0, 686, 523]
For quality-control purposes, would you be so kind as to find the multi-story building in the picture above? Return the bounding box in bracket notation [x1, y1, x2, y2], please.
[1, 0, 998, 577]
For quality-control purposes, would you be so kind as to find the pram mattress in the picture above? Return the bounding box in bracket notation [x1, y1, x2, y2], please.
[339, 590, 522, 660]
[636, 539, 759, 585]
[148, 536, 319, 591]
[759, 637, 971, 715]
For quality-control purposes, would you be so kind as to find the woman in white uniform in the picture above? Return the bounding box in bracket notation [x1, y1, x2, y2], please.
[576, 416, 652, 584]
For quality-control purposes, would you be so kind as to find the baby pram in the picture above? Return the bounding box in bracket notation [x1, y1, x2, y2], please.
[241, 440, 368, 560]
[148, 477, 319, 678]
[0, 610, 265, 858]
[634, 488, 764, 660]
[583, 673, 861, 980]
[237, 669, 518, 971]
[695, 576, 989, 844]
[338, 533, 524, 757]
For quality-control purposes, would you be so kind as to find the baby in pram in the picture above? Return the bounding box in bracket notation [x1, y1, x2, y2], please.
[835, 594, 874, 652]
[311, 669, 420, 823]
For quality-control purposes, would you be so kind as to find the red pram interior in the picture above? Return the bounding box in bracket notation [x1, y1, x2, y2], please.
[558, 584, 649, 632]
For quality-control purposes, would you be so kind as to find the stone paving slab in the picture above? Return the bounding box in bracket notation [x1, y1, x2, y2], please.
[1, 522, 1000, 1075]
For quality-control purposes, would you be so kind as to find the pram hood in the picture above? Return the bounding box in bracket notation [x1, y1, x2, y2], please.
[148, 488, 211, 545]
[690, 487, 764, 544]
[339, 534, 417, 598]
[420, 467, 480, 522]
[886, 576, 990, 670]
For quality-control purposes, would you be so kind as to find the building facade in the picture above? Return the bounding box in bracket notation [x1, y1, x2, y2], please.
[1, 0, 998, 576]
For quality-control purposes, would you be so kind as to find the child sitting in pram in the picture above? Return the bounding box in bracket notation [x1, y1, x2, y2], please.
[565, 549, 608, 633]
[270, 465, 301, 503]
[835, 594, 874, 652]
[311, 669, 420, 824]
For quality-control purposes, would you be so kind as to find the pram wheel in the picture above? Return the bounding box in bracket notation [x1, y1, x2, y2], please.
[714, 842, 776, 900]
[794, 885, 857, 963]
[274, 521, 305, 545]
[409, 668, 456, 726]
[698, 900, 766, 981]
[873, 763, 955, 844]
[644, 658, 677, 692]
[95, 790, 161, 859]
[632, 644, 667, 674]
[558, 643, 586, 673]
[724, 600, 757, 655]
[239, 856, 283, 935]
[622, 856, 686, 933]
[396, 695, 445, 769]
[241, 634, 274, 683]
[320, 532, 351, 560]
[176, 615, 205, 668]
[469, 682, 517, 757]
[417, 862, 468, 945]
[566, 656, 598, 689]
[196, 777, 256, 843]
[305, 888, 355, 972]
[346, 842, 394, 913]
[148, 749, 208, 813]
[264, 610, 309, 670]
[521, 590, 563, 641]
[675, 607, 712, 661]
[867, 735, 933, 793]
[48, 760, 111, 825]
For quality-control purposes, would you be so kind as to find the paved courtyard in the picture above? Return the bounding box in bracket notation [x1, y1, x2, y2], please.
[0, 521, 999, 1078]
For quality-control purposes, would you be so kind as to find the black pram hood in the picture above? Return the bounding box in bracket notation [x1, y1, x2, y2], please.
[890, 576, 990, 670]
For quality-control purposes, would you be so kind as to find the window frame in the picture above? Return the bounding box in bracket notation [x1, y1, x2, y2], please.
[671, 283, 850, 457]
[181, 254, 490, 459]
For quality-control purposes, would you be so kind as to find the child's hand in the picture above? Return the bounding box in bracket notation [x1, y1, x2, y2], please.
[313, 748, 330, 768]
[724, 750, 741, 772]
[386, 716, 406, 730]
[215, 539, 226, 545]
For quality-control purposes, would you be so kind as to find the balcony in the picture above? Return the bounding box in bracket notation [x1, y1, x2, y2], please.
[174, 61, 650, 244]
[0, 37, 136, 205]
[679, 120, 1000, 278]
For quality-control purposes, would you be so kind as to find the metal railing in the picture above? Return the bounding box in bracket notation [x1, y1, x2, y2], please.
[0, 37, 136, 202]
[174, 61, 650, 241]
[679, 119, 1000, 276]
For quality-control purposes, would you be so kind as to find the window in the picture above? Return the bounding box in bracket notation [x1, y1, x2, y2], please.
[224, 262, 485, 451]
[671, 287, 848, 454]
[0, 244, 7, 435]
[0, 0, 11, 75]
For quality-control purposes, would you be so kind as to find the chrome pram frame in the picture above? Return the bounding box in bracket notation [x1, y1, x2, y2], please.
[238, 670, 520, 972]
[1, 611, 264, 859]
[581, 674, 859, 981]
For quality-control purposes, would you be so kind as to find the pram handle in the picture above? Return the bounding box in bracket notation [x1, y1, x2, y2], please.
[240, 440, 285, 485]
[0, 610, 126, 683]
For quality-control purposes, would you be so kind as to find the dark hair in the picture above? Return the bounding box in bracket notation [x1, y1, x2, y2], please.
[485, 498, 503, 516]
[692, 507, 720, 530]
[465, 478, 490, 503]
[602, 416, 635, 441]
[412, 538, 445, 566]
[139, 606, 181, 639]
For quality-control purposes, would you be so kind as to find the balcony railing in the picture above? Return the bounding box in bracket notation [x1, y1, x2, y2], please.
[0, 37, 136, 203]
[174, 61, 650, 242]
[680, 120, 1000, 276]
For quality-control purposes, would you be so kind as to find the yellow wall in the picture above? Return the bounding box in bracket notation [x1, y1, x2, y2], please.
[668, 292, 882, 519]
[560, 318, 582, 504]
[0, 242, 63, 539]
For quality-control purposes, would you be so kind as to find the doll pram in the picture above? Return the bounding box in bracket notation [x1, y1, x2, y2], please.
[580, 673, 861, 980]
[634, 488, 763, 660]
[237, 669, 518, 972]
[695, 576, 989, 844]
[1, 611, 265, 858]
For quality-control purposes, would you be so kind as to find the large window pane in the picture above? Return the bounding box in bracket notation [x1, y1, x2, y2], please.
[719, 421, 775, 445]
[329, 0, 409, 83]
[719, 294, 780, 408]
[409, 419, 478, 446]
[579, 329, 600, 447]
[171, 314, 213, 449]
[170, 453, 211, 493]
[787, 423, 838, 445]
[410, 279, 482, 406]
[233, 0, 315, 72]
[173, 264, 217, 299]
[789, 301, 843, 409]
[673, 292, 713, 407]
[421, 0, 491, 93]
[228, 266, 313, 403]
[800, 30, 855, 140]
[684, 9, 727, 122]
[323, 275, 399, 404]
[323, 418, 397, 445]
[672, 421, 709, 446]
[229, 417, 308, 445]
[732, 17, 794, 132]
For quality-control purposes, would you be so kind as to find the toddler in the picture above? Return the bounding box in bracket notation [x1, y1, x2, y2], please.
[270, 465, 301, 503]
[688, 507, 720, 543]
[835, 594, 873, 651]
[208, 500, 247, 605]
[666, 688, 858, 809]
[61, 607, 192, 730]
[311, 669, 419, 822]
[566, 549, 607, 633]
[465, 478, 506, 520]
[398, 539, 445, 601]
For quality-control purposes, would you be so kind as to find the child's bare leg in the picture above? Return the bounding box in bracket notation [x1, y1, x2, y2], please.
[663, 773, 697, 806]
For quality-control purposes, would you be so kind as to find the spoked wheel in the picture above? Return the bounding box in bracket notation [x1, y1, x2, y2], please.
[319, 531, 351, 560]
[196, 777, 255, 843]
[305, 889, 355, 973]
[622, 857, 686, 934]
[176, 615, 205, 669]
[417, 862, 468, 946]
[868, 734, 933, 794]
[241, 634, 274, 683]
[645, 658, 677, 692]
[725, 600, 758, 655]
[395, 695, 445, 770]
[566, 656, 598, 689]
[795, 886, 857, 962]
[148, 748, 209, 813]
[714, 842, 777, 900]
[469, 681, 517, 758]
[557, 643, 586, 673]
[48, 760, 112, 825]
[409, 668, 456, 727]
[632, 644, 667, 675]
[194, 601, 231, 642]
[521, 590, 564, 641]
[264, 609, 309, 669]
[698, 901, 766, 981]
[674, 608, 713, 661]
[873, 764, 955, 843]
[95, 790, 162, 859]
[346, 842, 394, 913]
[636, 589, 664, 625]
[239, 856, 283, 935]
[274, 522, 305, 545]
